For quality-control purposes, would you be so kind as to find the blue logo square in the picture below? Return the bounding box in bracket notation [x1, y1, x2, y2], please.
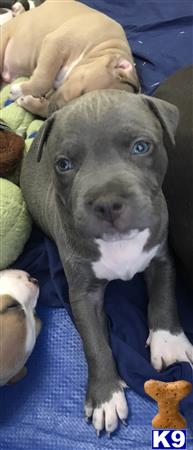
[152, 430, 187, 449]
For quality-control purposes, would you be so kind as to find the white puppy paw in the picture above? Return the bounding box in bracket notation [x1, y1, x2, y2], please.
[85, 382, 128, 435]
[10, 83, 23, 100]
[147, 329, 193, 371]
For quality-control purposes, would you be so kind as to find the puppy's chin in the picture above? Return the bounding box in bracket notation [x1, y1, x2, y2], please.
[13, 283, 39, 311]
[101, 229, 140, 242]
[0, 270, 39, 310]
[25, 284, 39, 309]
[76, 221, 133, 241]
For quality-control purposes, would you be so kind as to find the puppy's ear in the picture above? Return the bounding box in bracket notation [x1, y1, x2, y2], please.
[111, 56, 140, 92]
[36, 115, 55, 162]
[142, 95, 179, 147]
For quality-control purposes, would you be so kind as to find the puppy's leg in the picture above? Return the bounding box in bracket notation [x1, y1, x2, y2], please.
[10, 32, 65, 99]
[145, 251, 193, 371]
[17, 95, 49, 118]
[0, 22, 12, 76]
[69, 282, 128, 434]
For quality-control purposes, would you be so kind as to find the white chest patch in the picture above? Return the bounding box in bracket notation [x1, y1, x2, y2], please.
[53, 52, 85, 89]
[92, 228, 159, 281]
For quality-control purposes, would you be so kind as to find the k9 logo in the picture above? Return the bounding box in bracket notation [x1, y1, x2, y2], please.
[152, 430, 187, 449]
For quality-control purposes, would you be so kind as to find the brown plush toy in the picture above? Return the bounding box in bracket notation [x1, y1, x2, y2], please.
[144, 379, 192, 429]
[0, 121, 25, 176]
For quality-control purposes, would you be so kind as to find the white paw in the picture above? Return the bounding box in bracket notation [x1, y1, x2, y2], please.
[147, 329, 193, 371]
[10, 83, 23, 100]
[85, 388, 128, 434]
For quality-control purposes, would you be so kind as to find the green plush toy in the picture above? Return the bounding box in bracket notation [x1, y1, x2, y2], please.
[0, 78, 33, 134]
[0, 79, 44, 269]
[0, 179, 32, 269]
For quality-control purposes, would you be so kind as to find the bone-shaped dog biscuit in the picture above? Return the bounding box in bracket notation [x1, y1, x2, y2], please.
[144, 379, 192, 429]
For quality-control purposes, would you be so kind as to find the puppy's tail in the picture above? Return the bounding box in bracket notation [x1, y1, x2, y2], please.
[0, 22, 13, 79]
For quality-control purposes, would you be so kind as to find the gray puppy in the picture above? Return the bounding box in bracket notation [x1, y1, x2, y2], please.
[20, 90, 193, 435]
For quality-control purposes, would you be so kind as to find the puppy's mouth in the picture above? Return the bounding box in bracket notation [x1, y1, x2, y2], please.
[85, 220, 141, 241]
[101, 229, 139, 242]
[27, 275, 39, 286]
[89, 208, 141, 239]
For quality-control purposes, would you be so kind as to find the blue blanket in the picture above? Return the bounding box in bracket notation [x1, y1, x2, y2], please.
[1, 1, 193, 448]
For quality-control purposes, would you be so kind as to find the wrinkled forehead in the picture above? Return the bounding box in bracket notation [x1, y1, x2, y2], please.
[54, 91, 161, 141]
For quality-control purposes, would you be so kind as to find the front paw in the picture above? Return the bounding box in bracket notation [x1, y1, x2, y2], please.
[10, 82, 35, 100]
[10, 83, 24, 100]
[17, 95, 49, 117]
[85, 379, 128, 435]
[147, 329, 193, 371]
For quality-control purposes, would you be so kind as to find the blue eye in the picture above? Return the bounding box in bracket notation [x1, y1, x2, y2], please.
[131, 141, 150, 155]
[56, 157, 74, 172]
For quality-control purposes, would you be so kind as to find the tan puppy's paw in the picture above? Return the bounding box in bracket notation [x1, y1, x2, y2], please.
[17, 95, 49, 118]
[10, 83, 23, 100]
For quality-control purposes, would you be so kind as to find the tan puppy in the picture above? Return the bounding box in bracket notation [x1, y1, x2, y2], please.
[0, 269, 41, 385]
[0, 0, 139, 117]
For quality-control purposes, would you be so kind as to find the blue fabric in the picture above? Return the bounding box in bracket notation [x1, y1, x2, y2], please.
[1, 0, 193, 448]
[4, 98, 14, 107]
[28, 131, 38, 139]
[1, 305, 193, 450]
